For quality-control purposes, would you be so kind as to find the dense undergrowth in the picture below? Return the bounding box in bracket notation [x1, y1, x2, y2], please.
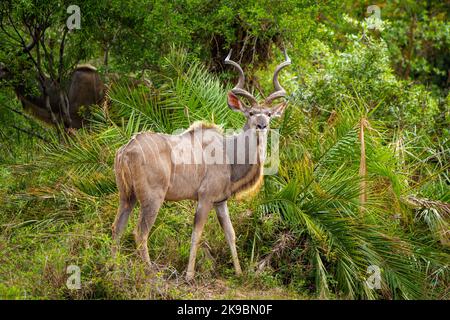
[1, 34, 449, 299]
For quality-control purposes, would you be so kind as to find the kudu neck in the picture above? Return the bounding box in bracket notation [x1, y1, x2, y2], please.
[229, 125, 267, 175]
[228, 125, 266, 195]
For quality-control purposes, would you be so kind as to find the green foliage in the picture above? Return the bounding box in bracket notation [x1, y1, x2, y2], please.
[258, 101, 448, 299]
[0, 1, 449, 300]
[294, 34, 445, 137]
[380, 0, 450, 88]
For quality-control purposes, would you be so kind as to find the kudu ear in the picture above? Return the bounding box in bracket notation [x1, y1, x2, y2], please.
[227, 92, 245, 113]
[271, 101, 288, 117]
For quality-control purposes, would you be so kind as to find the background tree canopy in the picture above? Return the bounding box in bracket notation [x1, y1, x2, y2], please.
[0, 0, 448, 299]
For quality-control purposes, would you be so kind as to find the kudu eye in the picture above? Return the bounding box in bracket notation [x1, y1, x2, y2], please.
[267, 112, 272, 117]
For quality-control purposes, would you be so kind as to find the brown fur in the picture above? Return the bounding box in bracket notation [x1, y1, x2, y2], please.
[3, 64, 104, 128]
[114, 144, 133, 199]
[234, 166, 264, 200]
[231, 149, 264, 198]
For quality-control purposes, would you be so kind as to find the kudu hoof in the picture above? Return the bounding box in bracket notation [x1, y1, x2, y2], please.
[185, 272, 195, 283]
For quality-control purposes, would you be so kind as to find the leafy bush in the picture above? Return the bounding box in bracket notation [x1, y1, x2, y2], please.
[2, 47, 447, 299]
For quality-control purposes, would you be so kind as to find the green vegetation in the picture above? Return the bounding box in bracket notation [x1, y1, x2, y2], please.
[0, 1, 448, 299]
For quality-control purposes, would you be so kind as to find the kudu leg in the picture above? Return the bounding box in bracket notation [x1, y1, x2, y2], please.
[186, 200, 213, 281]
[214, 201, 242, 276]
[134, 198, 163, 269]
[112, 194, 137, 257]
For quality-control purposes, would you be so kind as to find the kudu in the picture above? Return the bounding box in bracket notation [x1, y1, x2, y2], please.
[0, 64, 104, 128]
[113, 49, 291, 281]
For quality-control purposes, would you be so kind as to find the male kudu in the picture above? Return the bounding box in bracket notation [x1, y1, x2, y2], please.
[112, 49, 291, 281]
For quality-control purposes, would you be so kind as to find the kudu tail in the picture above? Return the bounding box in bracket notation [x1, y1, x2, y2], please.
[114, 146, 134, 200]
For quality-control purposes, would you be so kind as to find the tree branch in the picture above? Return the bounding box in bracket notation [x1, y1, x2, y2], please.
[58, 27, 68, 82]
[12, 124, 50, 143]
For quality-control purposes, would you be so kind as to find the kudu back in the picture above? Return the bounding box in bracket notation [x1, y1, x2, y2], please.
[113, 50, 291, 281]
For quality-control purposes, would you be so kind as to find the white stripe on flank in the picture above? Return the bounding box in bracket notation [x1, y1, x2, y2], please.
[135, 138, 147, 164]
[143, 134, 160, 164]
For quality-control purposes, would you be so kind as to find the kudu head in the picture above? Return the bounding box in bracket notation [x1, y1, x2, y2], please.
[225, 49, 291, 132]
